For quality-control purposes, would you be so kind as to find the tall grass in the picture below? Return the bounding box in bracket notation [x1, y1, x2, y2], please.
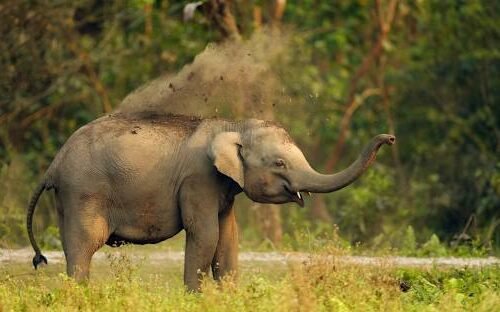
[0, 252, 498, 311]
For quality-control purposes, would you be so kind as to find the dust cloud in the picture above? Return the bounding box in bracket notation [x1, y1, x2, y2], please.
[118, 33, 289, 120]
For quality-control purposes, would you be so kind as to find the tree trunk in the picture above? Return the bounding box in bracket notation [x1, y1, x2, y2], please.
[205, 0, 241, 41]
[251, 203, 283, 245]
[311, 195, 333, 223]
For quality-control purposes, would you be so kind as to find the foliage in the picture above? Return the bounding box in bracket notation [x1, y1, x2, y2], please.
[398, 266, 500, 310]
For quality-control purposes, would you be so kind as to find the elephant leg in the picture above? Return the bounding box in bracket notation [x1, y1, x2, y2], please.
[180, 180, 220, 292]
[212, 204, 238, 282]
[63, 197, 110, 281]
[184, 226, 218, 291]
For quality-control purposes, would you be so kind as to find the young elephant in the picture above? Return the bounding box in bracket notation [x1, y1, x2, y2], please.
[27, 111, 395, 291]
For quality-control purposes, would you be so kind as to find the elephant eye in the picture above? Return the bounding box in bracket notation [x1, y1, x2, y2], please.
[274, 159, 286, 168]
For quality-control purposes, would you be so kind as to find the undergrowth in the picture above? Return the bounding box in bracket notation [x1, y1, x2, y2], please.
[0, 252, 498, 311]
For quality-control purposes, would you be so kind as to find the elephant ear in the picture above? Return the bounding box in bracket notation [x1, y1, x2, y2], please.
[208, 132, 244, 188]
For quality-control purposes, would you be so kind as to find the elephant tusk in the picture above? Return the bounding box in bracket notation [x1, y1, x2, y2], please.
[297, 192, 302, 199]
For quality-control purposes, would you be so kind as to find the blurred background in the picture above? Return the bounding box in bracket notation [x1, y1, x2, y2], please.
[0, 0, 498, 255]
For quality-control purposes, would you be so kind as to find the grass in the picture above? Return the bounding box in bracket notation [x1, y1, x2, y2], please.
[0, 248, 498, 312]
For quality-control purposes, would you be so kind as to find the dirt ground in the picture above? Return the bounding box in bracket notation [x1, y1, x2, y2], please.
[1, 248, 498, 268]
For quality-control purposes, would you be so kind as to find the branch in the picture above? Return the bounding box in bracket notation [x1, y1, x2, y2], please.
[20, 103, 60, 128]
[325, 88, 381, 171]
[0, 77, 66, 126]
[324, 0, 399, 171]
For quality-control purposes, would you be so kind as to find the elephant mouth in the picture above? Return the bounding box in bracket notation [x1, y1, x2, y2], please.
[284, 185, 305, 207]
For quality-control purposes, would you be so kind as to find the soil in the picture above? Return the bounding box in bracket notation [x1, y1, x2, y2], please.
[1, 248, 498, 268]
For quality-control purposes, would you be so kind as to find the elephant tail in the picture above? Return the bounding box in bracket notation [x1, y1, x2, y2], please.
[26, 181, 48, 269]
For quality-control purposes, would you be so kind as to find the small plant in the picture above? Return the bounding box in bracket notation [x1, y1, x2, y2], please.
[106, 250, 142, 284]
[40, 225, 62, 250]
[419, 234, 448, 257]
[400, 225, 418, 255]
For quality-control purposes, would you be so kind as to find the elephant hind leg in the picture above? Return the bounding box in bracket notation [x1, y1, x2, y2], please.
[212, 204, 238, 282]
[63, 197, 111, 281]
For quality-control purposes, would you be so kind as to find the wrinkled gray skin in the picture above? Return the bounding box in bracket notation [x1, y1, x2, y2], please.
[27, 112, 395, 291]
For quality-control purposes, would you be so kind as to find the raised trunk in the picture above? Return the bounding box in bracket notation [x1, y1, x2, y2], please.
[295, 134, 395, 193]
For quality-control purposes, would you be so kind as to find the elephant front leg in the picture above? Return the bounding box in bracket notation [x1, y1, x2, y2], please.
[212, 204, 238, 282]
[180, 178, 220, 292]
[184, 227, 218, 291]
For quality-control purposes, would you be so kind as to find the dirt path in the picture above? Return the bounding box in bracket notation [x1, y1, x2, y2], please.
[1, 248, 498, 268]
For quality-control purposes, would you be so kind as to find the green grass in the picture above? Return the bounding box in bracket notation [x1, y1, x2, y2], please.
[0, 250, 498, 311]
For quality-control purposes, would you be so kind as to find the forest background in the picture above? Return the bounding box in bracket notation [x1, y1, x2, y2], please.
[0, 0, 498, 256]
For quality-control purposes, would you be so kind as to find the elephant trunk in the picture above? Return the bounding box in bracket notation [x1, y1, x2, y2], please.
[294, 134, 395, 193]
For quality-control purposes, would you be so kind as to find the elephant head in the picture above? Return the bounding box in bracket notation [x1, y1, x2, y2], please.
[209, 121, 395, 206]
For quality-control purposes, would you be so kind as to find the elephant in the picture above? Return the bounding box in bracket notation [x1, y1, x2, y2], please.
[26, 111, 395, 291]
